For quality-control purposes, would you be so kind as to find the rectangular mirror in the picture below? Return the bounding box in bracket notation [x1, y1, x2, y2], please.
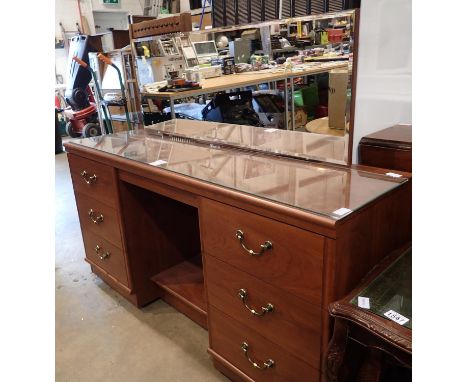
[133, 9, 359, 166]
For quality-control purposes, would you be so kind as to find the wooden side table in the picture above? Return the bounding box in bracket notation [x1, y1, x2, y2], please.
[327, 245, 412, 381]
[358, 124, 412, 172]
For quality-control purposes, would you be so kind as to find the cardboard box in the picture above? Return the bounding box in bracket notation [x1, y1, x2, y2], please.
[328, 69, 348, 130]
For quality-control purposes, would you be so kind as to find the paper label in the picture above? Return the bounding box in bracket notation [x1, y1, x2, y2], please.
[332, 207, 353, 217]
[150, 160, 167, 167]
[384, 310, 409, 325]
[385, 172, 402, 178]
[357, 296, 370, 309]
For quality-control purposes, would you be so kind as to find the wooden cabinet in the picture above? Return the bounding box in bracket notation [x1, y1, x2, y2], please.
[68, 153, 131, 294]
[64, 129, 411, 382]
[358, 124, 412, 172]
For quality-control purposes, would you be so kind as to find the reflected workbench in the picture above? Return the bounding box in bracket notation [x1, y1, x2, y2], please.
[142, 61, 349, 131]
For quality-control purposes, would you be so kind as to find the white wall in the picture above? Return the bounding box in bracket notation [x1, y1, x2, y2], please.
[352, 0, 412, 163]
[55, 0, 143, 39]
[56, 0, 84, 38]
[93, 11, 129, 32]
[55, 0, 144, 84]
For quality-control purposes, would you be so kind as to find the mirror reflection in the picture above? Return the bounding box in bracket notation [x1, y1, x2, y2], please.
[132, 10, 357, 165]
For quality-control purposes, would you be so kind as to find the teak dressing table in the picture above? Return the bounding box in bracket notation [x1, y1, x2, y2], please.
[64, 121, 411, 382]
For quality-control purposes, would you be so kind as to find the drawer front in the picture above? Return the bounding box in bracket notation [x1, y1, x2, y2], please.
[68, 153, 118, 208]
[205, 256, 321, 368]
[201, 199, 324, 302]
[75, 192, 123, 248]
[209, 307, 319, 382]
[81, 229, 129, 287]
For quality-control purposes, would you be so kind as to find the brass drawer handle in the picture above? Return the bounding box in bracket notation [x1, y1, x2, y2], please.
[94, 245, 110, 260]
[235, 230, 273, 257]
[80, 170, 97, 185]
[241, 342, 275, 370]
[238, 289, 274, 317]
[88, 209, 104, 225]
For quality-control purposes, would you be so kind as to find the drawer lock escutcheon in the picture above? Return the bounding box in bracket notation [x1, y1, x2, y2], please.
[88, 209, 104, 224]
[235, 230, 273, 257]
[80, 170, 97, 185]
[241, 342, 275, 370]
[238, 289, 274, 317]
[94, 245, 110, 260]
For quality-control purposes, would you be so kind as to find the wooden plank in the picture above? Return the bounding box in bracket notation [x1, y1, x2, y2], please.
[151, 260, 207, 329]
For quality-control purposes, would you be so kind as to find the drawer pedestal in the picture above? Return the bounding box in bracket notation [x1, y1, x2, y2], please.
[65, 143, 411, 382]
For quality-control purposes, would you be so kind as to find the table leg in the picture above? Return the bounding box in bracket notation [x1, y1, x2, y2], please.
[290, 77, 296, 131]
[284, 78, 289, 130]
[356, 349, 383, 382]
[327, 318, 349, 382]
[170, 97, 175, 119]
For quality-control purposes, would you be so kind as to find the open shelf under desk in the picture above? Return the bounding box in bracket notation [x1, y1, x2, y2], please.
[151, 259, 207, 329]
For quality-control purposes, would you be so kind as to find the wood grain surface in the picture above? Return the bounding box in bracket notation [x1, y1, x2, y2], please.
[201, 198, 325, 302]
[74, 192, 123, 248]
[68, 153, 119, 208]
[204, 255, 322, 367]
[209, 306, 320, 382]
[81, 228, 129, 287]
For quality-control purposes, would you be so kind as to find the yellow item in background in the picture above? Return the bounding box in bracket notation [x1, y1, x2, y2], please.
[320, 31, 329, 45]
[142, 45, 150, 58]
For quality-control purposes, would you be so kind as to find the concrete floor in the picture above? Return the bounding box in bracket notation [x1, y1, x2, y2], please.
[55, 152, 228, 382]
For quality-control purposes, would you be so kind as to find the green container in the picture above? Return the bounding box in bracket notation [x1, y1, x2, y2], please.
[301, 84, 319, 117]
[293, 90, 304, 107]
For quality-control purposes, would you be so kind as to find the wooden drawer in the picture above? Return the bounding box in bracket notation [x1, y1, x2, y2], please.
[81, 229, 129, 287]
[209, 307, 319, 382]
[205, 256, 322, 368]
[75, 192, 123, 248]
[200, 199, 324, 302]
[359, 144, 412, 172]
[68, 153, 118, 208]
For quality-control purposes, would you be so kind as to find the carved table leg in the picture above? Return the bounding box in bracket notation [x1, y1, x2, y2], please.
[327, 318, 349, 382]
[356, 348, 383, 382]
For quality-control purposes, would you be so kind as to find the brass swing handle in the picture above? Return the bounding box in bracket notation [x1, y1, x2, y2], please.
[238, 289, 274, 317]
[235, 230, 273, 256]
[80, 170, 97, 185]
[95, 245, 110, 260]
[88, 209, 104, 224]
[241, 342, 275, 370]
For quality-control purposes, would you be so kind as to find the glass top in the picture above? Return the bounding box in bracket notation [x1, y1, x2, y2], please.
[351, 249, 412, 329]
[145, 119, 349, 165]
[68, 129, 407, 220]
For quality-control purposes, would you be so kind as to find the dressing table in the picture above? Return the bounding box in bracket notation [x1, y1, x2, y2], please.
[64, 119, 411, 382]
[62, 9, 409, 380]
